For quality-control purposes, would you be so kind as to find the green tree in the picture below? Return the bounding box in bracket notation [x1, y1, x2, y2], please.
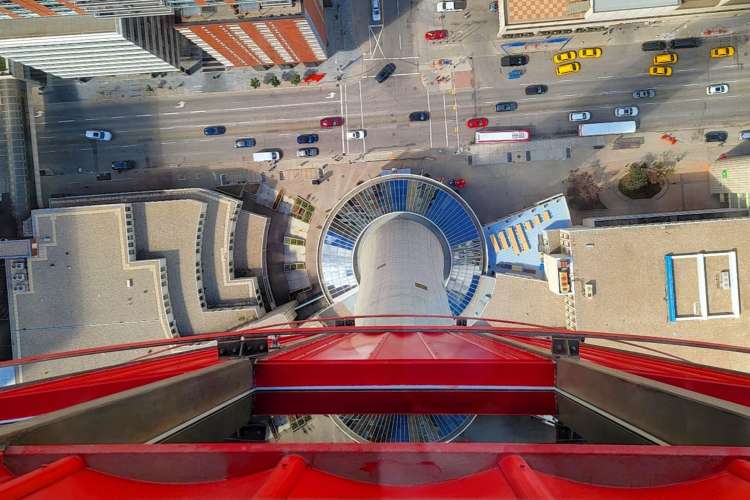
[249, 78, 260, 89]
[290, 73, 301, 86]
[269, 75, 281, 87]
[620, 163, 649, 193]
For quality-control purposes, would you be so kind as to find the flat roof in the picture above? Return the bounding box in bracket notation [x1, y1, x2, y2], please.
[709, 155, 750, 194]
[564, 217, 750, 371]
[0, 16, 117, 40]
[593, 0, 680, 12]
[6, 205, 174, 382]
[505, 0, 587, 24]
[177, 1, 302, 24]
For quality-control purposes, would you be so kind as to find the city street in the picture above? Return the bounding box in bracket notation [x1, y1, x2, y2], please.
[29, 0, 750, 204]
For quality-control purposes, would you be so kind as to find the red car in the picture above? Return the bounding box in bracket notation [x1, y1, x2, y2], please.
[424, 30, 448, 41]
[466, 117, 488, 129]
[320, 116, 344, 128]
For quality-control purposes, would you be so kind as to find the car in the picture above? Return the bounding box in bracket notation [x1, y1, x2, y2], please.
[642, 40, 667, 51]
[375, 62, 396, 83]
[705, 131, 728, 143]
[653, 53, 677, 65]
[297, 133, 319, 144]
[425, 30, 448, 41]
[706, 83, 729, 95]
[710, 46, 735, 58]
[234, 138, 256, 148]
[495, 101, 518, 112]
[633, 89, 656, 99]
[371, 0, 381, 22]
[296, 147, 319, 157]
[320, 117, 344, 128]
[203, 126, 226, 136]
[614, 106, 639, 118]
[409, 111, 430, 121]
[346, 129, 367, 139]
[501, 55, 528, 67]
[555, 62, 580, 76]
[648, 65, 672, 77]
[466, 117, 488, 129]
[553, 51, 576, 64]
[740, 130, 750, 141]
[569, 111, 591, 122]
[111, 160, 135, 171]
[577, 47, 602, 58]
[525, 84, 547, 95]
[84, 129, 112, 141]
[670, 37, 702, 49]
[436, 0, 465, 11]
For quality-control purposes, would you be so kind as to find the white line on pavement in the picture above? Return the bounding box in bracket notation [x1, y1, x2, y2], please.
[364, 72, 420, 78]
[110, 116, 127, 119]
[358, 79, 367, 156]
[190, 110, 207, 114]
[135, 114, 153, 117]
[426, 90, 433, 149]
[363, 56, 419, 61]
[442, 94, 449, 147]
[343, 82, 350, 154]
[162, 112, 179, 115]
[57, 119, 74, 123]
[339, 83, 346, 154]
[452, 92, 460, 150]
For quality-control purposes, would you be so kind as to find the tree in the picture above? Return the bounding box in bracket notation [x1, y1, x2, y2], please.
[290, 73, 301, 86]
[620, 163, 650, 193]
[249, 78, 260, 89]
[566, 169, 602, 210]
[268, 75, 281, 87]
[647, 161, 675, 185]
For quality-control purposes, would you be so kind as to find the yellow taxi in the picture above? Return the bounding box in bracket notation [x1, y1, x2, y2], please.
[652, 53, 677, 65]
[649, 65, 672, 77]
[555, 62, 581, 76]
[553, 51, 577, 64]
[578, 47, 602, 58]
[710, 46, 735, 58]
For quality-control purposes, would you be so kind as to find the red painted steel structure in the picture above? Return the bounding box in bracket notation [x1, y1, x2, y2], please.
[1, 444, 750, 499]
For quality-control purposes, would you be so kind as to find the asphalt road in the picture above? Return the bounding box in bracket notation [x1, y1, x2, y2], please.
[32, 2, 750, 181]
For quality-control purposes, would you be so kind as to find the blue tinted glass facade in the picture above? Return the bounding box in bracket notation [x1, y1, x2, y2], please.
[319, 175, 487, 316]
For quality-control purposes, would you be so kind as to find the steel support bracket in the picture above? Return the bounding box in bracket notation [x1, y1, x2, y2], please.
[219, 337, 268, 358]
[551, 336, 581, 358]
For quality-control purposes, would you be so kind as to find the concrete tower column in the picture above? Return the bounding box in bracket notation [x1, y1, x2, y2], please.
[355, 218, 453, 326]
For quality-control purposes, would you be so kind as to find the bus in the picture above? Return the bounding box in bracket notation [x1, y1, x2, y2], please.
[578, 121, 637, 137]
[475, 130, 531, 143]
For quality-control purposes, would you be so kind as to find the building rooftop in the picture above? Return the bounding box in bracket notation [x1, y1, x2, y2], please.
[505, 0, 587, 25]
[177, 1, 303, 24]
[592, 0, 680, 13]
[5, 205, 174, 382]
[0, 15, 117, 40]
[561, 216, 750, 371]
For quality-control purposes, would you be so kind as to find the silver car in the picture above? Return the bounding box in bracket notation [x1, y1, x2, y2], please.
[569, 111, 591, 122]
[84, 129, 112, 141]
[614, 106, 639, 118]
[633, 89, 656, 99]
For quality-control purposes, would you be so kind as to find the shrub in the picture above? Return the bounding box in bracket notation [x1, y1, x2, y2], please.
[250, 78, 260, 89]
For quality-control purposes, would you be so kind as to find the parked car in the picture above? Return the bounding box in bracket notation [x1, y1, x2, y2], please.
[740, 130, 750, 141]
[296, 147, 319, 157]
[670, 37, 702, 49]
[577, 47, 602, 58]
[500, 55, 528, 67]
[375, 63, 396, 83]
[297, 133, 319, 144]
[234, 138, 256, 148]
[555, 62, 580, 76]
[569, 111, 591, 122]
[466, 117, 488, 128]
[653, 53, 678, 65]
[84, 129, 112, 141]
[371, 0, 381, 22]
[705, 131, 728, 143]
[641, 40, 667, 51]
[424, 30, 448, 41]
[553, 51, 576, 64]
[525, 84, 548, 95]
[649, 65, 672, 77]
[495, 101, 518, 112]
[346, 130, 367, 139]
[614, 106, 639, 118]
[710, 46, 735, 58]
[111, 160, 134, 171]
[409, 111, 430, 121]
[436, 1, 466, 12]
[706, 83, 729, 95]
[633, 89, 656, 99]
[320, 117, 344, 128]
[203, 126, 226, 136]
[253, 150, 281, 161]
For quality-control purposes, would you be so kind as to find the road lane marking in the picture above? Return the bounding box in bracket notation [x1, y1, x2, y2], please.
[365, 72, 420, 78]
[442, 93, 450, 147]
[57, 119, 74, 123]
[110, 116, 127, 119]
[363, 56, 419, 61]
[190, 110, 207, 114]
[452, 90, 460, 151]
[426, 90, 433, 149]
[339, 82, 346, 154]
[359, 79, 367, 156]
[135, 114, 152, 117]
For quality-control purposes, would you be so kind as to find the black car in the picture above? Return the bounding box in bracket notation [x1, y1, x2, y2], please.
[296, 147, 320, 157]
[495, 101, 518, 112]
[234, 138, 256, 148]
[670, 37, 702, 49]
[525, 84, 547, 95]
[111, 160, 135, 171]
[641, 40, 667, 51]
[203, 126, 226, 136]
[409, 111, 430, 121]
[501, 55, 528, 67]
[375, 63, 396, 83]
[705, 131, 728, 143]
[297, 133, 319, 144]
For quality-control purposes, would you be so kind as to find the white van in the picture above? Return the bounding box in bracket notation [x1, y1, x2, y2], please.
[252, 150, 281, 162]
[371, 0, 381, 23]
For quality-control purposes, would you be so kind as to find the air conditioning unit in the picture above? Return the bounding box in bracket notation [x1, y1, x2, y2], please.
[584, 281, 596, 298]
[13, 284, 27, 293]
[11, 261, 25, 271]
[719, 270, 731, 290]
